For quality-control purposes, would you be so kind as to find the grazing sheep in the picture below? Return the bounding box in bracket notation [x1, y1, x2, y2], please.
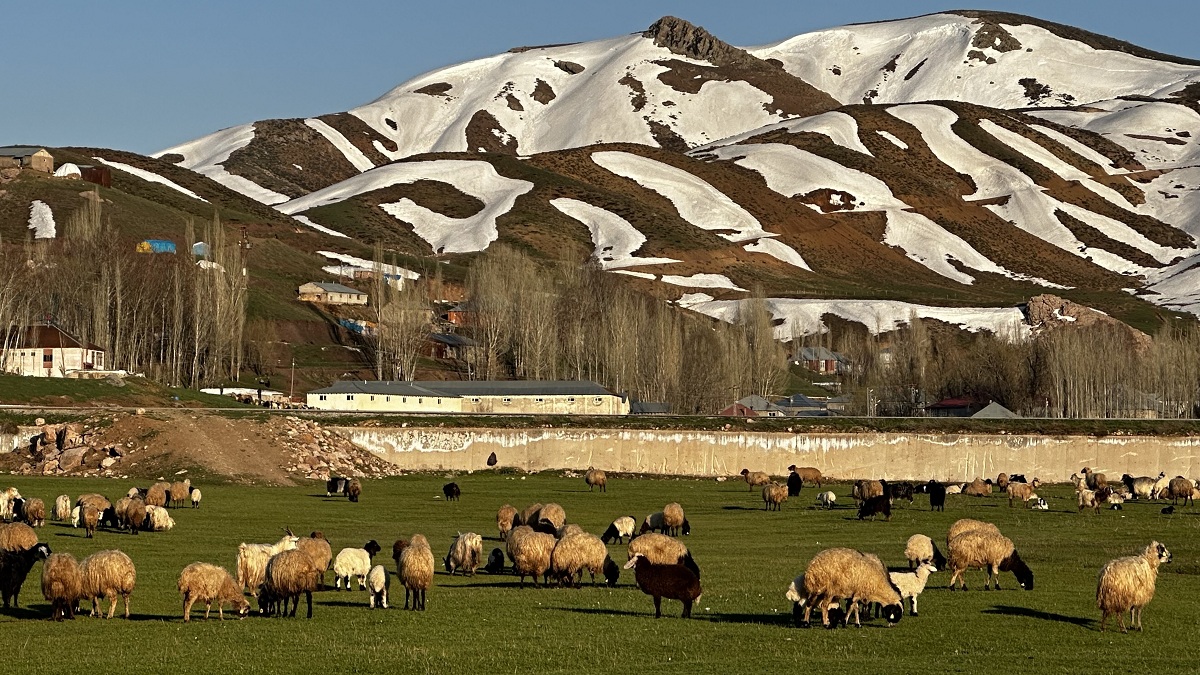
[79, 549, 136, 619]
[551, 533, 616, 587]
[946, 518, 1001, 546]
[625, 552, 701, 618]
[944, 484, 964, 496]
[0, 487, 21, 522]
[508, 530, 556, 589]
[762, 483, 788, 511]
[169, 480, 191, 508]
[0, 542, 50, 608]
[627, 533, 700, 579]
[585, 467, 607, 492]
[518, 503, 543, 527]
[41, 552, 83, 621]
[887, 482, 916, 504]
[20, 498, 44, 527]
[442, 482, 460, 501]
[535, 503, 566, 535]
[905, 534, 946, 570]
[890, 562, 937, 616]
[333, 540, 382, 590]
[125, 487, 142, 499]
[295, 534, 333, 589]
[786, 470, 803, 497]
[484, 548, 505, 574]
[398, 534, 434, 610]
[1078, 489, 1101, 514]
[815, 491, 837, 509]
[326, 477, 347, 497]
[264, 548, 322, 619]
[602, 516, 637, 544]
[346, 478, 362, 503]
[190, 488, 202, 508]
[947, 530, 1034, 591]
[1122, 474, 1158, 500]
[366, 565, 389, 609]
[798, 547, 903, 628]
[236, 533, 300, 597]
[662, 503, 685, 535]
[82, 505, 99, 538]
[1007, 482, 1037, 508]
[123, 498, 148, 534]
[444, 532, 483, 576]
[1165, 477, 1194, 506]
[788, 465, 823, 488]
[857, 495, 892, 521]
[853, 480, 883, 504]
[785, 574, 845, 628]
[996, 473, 1009, 491]
[496, 504, 518, 541]
[144, 483, 169, 508]
[76, 493, 112, 513]
[0, 522, 37, 552]
[53, 495, 71, 522]
[640, 511, 666, 535]
[179, 562, 249, 622]
[962, 478, 992, 497]
[1097, 541, 1172, 633]
[741, 469, 771, 492]
[558, 523, 585, 539]
[927, 481, 946, 511]
[144, 505, 175, 531]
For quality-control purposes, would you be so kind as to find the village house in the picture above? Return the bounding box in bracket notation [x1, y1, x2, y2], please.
[298, 282, 368, 305]
[0, 147, 53, 173]
[719, 395, 788, 417]
[0, 324, 105, 377]
[795, 346, 849, 375]
[425, 332, 476, 360]
[307, 380, 629, 415]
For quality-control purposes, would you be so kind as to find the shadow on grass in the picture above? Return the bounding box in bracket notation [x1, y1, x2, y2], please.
[982, 605, 1094, 627]
[721, 505, 762, 511]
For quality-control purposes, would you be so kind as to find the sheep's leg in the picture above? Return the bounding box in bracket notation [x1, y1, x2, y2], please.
[404, 588, 411, 609]
[682, 599, 693, 618]
[910, 595, 918, 616]
[418, 589, 426, 611]
[382, 588, 388, 609]
[991, 565, 1001, 590]
[305, 591, 313, 619]
[1133, 607, 1142, 631]
[1099, 611, 1107, 632]
[182, 596, 194, 622]
[107, 593, 118, 620]
[204, 601, 212, 620]
[1117, 611, 1128, 634]
[123, 593, 130, 620]
[653, 595, 662, 618]
[802, 603, 814, 627]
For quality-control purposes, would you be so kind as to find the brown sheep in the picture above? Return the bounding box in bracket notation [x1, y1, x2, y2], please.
[962, 478, 992, 497]
[20, 498, 45, 527]
[41, 552, 83, 621]
[518, 503, 543, 527]
[398, 534, 434, 610]
[82, 506, 99, 539]
[627, 533, 701, 579]
[263, 549, 321, 618]
[1165, 477, 1194, 506]
[788, 465, 823, 487]
[80, 549, 136, 619]
[662, 502, 685, 535]
[169, 480, 191, 508]
[762, 483, 788, 511]
[508, 529, 556, 589]
[550, 533, 615, 587]
[535, 503, 566, 535]
[584, 467, 607, 492]
[799, 547, 902, 627]
[346, 478, 362, 502]
[145, 483, 169, 508]
[496, 504, 518, 540]
[946, 518, 1001, 545]
[947, 530, 1034, 591]
[295, 534, 333, 589]
[996, 473, 1009, 491]
[392, 538, 410, 570]
[1083, 467, 1108, 490]
[1006, 482, 1036, 508]
[0, 522, 38, 552]
[1097, 541, 1172, 632]
[625, 553, 701, 618]
[741, 469, 771, 492]
[178, 562, 250, 622]
[853, 479, 884, 504]
[76, 493, 112, 513]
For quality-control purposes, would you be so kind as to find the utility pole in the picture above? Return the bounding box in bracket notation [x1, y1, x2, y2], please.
[289, 357, 295, 400]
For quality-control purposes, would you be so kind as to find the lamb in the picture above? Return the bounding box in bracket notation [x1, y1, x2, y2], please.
[944, 484, 964, 495]
[236, 532, 300, 596]
[178, 562, 250, 622]
[496, 504, 518, 540]
[889, 562, 937, 616]
[79, 549, 136, 619]
[144, 482, 169, 508]
[1007, 482, 1037, 508]
[333, 540, 382, 590]
[366, 564, 389, 609]
[815, 491, 837, 509]
[326, 477, 347, 497]
[444, 532, 483, 576]
[1165, 477, 1194, 506]
[551, 532, 617, 587]
[962, 478, 992, 496]
[662, 502, 685, 535]
[262, 548, 322, 619]
[484, 547, 505, 574]
[442, 482, 461, 501]
[947, 530, 1034, 591]
[518, 503, 543, 527]
[585, 467, 607, 492]
[857, 495, 892, 521]
[1122, 473, 1159, 500]
[785, 574, 845, 628]
[53, 495, 71, 522]
[627, 533, 700, 579]
[762, 483, 788, 511]
[927, 480, 946, 511]
[398, 534, 434, 610]
[508, 529, 556, 589]
[295, 533, 333, 589]
[741, 469, 771, 492]
[625, 552, 701, 618]
[145, 504, 175, 531]
[346, 478, 362, 502]
[852, 480, 883, 504]
[0, 487, 20, 522]
[1078, 489, 1101, 514]
[535, 503, 567, 535]
[905, 534, 946, 570]
[798, 547, 903, 628]
[0, 522, 38, 552]
[169, 479, 191, 508]
[788, 465, 823, 487]
[1097, 541, 1172, 633]
[42, 552, 83, 621]
[602, 516, 637, 544]
[1151, 472, 1171, 500]
[190, 488, 202, 508]
[0, 542, 50, 608]
[20, 498, 44, 527]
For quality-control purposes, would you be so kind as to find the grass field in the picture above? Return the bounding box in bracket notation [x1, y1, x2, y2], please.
[1, 473, 1199, 673]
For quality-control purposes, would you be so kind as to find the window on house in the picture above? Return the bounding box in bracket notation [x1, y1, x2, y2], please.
[437, 398, 442, 404]
[470, 397, 480, 403]
[502, 397, 511, 405]
[567, 397, 575, 403]
[370, 396, 375, 401]
[346, 395, 352, 401]
[319, 395, 327, 401]
[535, 398, 544, 403]
[593, 397, 602, 405]
[386, 396, 391, 402]
[42, 354, 52, 365]
[418, 398, 423, 404]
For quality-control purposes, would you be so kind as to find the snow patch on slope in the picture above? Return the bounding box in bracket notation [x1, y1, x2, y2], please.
[154, 124, 290, 205]
[549, 198, 681, 269]
[317, 251, 420, 280]
[304, 119, 375, 172]
[292, 215, 349, 238]
[660, 274, 747, 291]
[92, 157, 208, 202]
[743, 238, 812, 271]
[696, 111, 872, 155]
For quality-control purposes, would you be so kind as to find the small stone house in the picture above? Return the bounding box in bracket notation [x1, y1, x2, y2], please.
[0, 147, 53, 173]
[298, 282, 368, 305]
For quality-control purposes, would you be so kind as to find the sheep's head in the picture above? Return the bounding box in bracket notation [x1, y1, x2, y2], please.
[1001, 551, 1034, 590]
[364, 540, 382, 558]
[881, 603, 902, 625]
[917, 561, 937, 576]
[603, 557, 620, 587]
[680, 519, 691, 536]
[623, 553, 644, 570]
[1148, 541, 1172, 564]
[31, 543, 50, 561]
[740, 469, 750, 476]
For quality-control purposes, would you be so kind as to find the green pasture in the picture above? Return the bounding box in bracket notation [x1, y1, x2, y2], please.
[0, 473, 1197, 673]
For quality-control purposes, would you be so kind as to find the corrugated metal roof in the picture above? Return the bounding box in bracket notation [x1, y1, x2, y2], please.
[309, 380, 616, 397]
[4, 325, 103, 351]
[429, 333, 476, 347]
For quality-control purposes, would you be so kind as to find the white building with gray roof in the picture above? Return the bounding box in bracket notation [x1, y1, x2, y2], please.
[307, 380, 629, 415]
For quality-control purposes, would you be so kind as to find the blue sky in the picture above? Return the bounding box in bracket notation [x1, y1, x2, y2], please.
[6, 0, 1198, 153]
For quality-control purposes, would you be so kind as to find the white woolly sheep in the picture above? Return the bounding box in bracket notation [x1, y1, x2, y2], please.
[601, 516, 636, 544]
[551, 532, 617, 587]
[444, 532, 483, 576]
[145, 505, 175, 531]
[179, 562, 249, 622]
[508, 529, 556, 589]
[398, 534, 434, 610]
[762, 483, 788, 511]
[333, 540, 383, 590]
[662, 503, 685, 535]
[53, 495, 71, 522]
[71, 506, 80, 528]
[890, 562, 937, 616]
[0, 487, 21, 522]
[904, 534, 946, 570]
[585, 467, 607, 492]
[944, 484, 964, 495]
[366, 564, 389, 609]
[815, 491, 836, 509]
[496, 504, 518, 540]
[80, 549, 136, 619]
[1097, 541, 1172, 632]
[1151, 473, 1171, 500]
[1078, 489, 1101, 513]
[947, 530, 1034, 591]
[262, 548, 322, 618]
[236, 533, 300, 597]
[624, 552, 701, 618]
[190, 488, 202, 508]
[741, 469, 771, 492]
[798, 547, 903, 628]
[627, 533, 700, 579]
[125, 487, 141, 500]
[42, 551, 82, 621]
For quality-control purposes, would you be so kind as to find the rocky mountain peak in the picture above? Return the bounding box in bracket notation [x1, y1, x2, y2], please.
[644, 16, 755, 67]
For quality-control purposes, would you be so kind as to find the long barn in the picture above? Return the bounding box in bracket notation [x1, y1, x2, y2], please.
[307, 380, 629, 415]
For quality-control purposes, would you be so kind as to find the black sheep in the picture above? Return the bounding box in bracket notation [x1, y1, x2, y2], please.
[326, 477, 347, 497]
[857, 495, 892, 521]
[1009, 474, 1027, 483]
[927, 480, 946, 511]
[0, 543, 50, 608]
[624, 553, 702, 618]
[786, 471, 803, 497]
[887, 482, 915, 504]
[442, 482, 461, 502]
[602, 557, 620, 587]
[484, 548, 505, 574]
